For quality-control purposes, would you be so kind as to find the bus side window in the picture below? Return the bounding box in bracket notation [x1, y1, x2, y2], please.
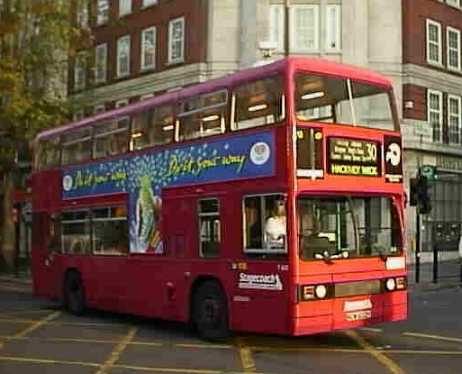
[151, 104, 175, 145]
[92, 206, 129, 256]
[243, 194, 287, 255]
[233, 76, 285, 131]
[94, 119, 129, 159]
[178, 91, 227, 141]
[61, 210, 91, 255]
[62, 128, 92, 165]
[198, 198, 221, 258]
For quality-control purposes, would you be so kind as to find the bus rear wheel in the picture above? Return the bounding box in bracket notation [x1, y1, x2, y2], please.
[192, 281, 229, 340]
[64, 271, 86, 316]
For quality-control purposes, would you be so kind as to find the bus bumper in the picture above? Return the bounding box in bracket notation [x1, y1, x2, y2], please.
[292, 290, 407, 336]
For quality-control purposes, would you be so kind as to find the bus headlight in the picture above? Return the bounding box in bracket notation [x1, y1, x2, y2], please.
[385, 278, 396, 291]
[315, 284, 328, 299]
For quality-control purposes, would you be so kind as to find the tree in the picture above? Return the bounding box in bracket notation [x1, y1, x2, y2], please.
[0, 0, 90, 271]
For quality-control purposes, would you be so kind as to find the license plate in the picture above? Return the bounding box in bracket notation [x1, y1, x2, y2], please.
[346, 310, 372, 321]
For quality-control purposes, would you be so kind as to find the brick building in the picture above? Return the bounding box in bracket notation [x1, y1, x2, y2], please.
[71, 0, 462, 254]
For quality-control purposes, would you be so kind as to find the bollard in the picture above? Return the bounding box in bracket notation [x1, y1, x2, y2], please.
[432, 245, 438, 284]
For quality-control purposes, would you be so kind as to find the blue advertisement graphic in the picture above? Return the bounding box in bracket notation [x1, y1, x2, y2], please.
[62, 131, 275, 253]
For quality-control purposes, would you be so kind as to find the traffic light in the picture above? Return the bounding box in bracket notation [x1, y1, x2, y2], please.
[410, 174, 432, 214]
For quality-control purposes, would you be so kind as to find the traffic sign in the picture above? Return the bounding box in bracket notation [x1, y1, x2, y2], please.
[419, 165, 437, 181]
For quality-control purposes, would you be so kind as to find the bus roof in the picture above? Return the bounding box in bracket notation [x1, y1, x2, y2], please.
[36, 57, 393, 141]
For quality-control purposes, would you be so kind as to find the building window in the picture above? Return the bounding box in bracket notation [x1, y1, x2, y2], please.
[74, 51, 86, 91]
[95, 43, 107, 84]
[448, 94, 461, 144]
[115, 99, 129, 108]
[77, 0, 89, 27]
[426, 19, 442, 65]
[141, 26, 156, 70]
[142, 0, 158, 7]
[326, 5, 341, 51]
[446, 0, 461, 8]
[96, 0, 109, 25]
[198, 199, 221, 258]
[447, 27, 461, 70]
[94, 104, 105, 114]
[73, 110, 84, 122]
[269, 5, 284, 52]
[290, 5, 319, 52]
[119, 0, 132, 17]
[168, 17, 185, 64]
[117, 35, 131, 77]
[428, 89, 443, 142]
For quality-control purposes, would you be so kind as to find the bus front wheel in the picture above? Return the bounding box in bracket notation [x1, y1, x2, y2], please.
[192, 281, 229, 340]
[64, 271, 86, 316]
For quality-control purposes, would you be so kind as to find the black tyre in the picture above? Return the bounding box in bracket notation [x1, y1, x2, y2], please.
[64, 271, 86, 316]
[192, 281, 230, 340]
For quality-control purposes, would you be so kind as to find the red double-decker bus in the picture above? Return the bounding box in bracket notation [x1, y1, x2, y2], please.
[32, 57, 406, 339]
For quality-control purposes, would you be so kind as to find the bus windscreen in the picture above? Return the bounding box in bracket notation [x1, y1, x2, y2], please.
[295, 74, 397, 131]
[298, 196, 402, 261]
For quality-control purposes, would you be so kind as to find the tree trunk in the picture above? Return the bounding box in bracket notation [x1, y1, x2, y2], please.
[1, 172, 16, 271]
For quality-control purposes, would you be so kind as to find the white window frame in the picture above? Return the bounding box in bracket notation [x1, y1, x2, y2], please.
[115, 99, 129, 108]
[116, 35, 131, 78]
[142, 0, 158, 8]
[448, 94, 461, 145]
[325, 5, 341, 52]
[428, 89, 443, 143]
[96, 0, 109, 25]
[141, 26, 157, 70]
[269, 5, 284, 52]
[446, 0, 461, 9]
[289, 5, 319, 53]
[168, 17, 185, 64]
[140, 93, 154, 100]
[94, 104, 106, 114]
[95, 43, 107, 84]
[447, 27, 461, 71]
[73, 110, 85, 122]
[119, 0, 132, 17]
[426, 19, 442, 65]
[77, 0, 89, 27]
[74, 52, 86, 91]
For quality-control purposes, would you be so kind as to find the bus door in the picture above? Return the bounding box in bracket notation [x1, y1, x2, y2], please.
[228, 193, 290, 334]
[31, 211, 62, 299]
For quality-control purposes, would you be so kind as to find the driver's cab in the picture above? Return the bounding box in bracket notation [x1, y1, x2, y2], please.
[297, 194, 403, 263]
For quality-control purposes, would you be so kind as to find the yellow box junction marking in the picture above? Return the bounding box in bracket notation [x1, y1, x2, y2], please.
[236, 337, 256, 373]
[345, 330, 406, 374]
[95, 326, 137, 374]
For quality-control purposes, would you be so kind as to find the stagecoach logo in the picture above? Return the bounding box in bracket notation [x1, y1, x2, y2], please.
[250, 142, 271, 166]
[62, 175, 73, 192]
[238, 273, 283, 291]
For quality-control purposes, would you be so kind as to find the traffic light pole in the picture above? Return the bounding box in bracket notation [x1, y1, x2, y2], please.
[415, 210, 420, 283]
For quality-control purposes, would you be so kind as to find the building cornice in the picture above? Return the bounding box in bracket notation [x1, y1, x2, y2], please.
[403, 63, 462, 93]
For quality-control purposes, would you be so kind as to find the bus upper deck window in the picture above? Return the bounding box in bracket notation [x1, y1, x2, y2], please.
[62, 128, 92, 165]
[295, 73, 397, 131]
[233, 76, 285, 131]
[178, 91, 227, 142]
[131, 105, 175, 150]
[151, 104, 175, 145]
[94, 119, 129, 159]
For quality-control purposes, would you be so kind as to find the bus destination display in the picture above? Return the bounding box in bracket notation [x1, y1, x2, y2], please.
[328, 137, 381, 177]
